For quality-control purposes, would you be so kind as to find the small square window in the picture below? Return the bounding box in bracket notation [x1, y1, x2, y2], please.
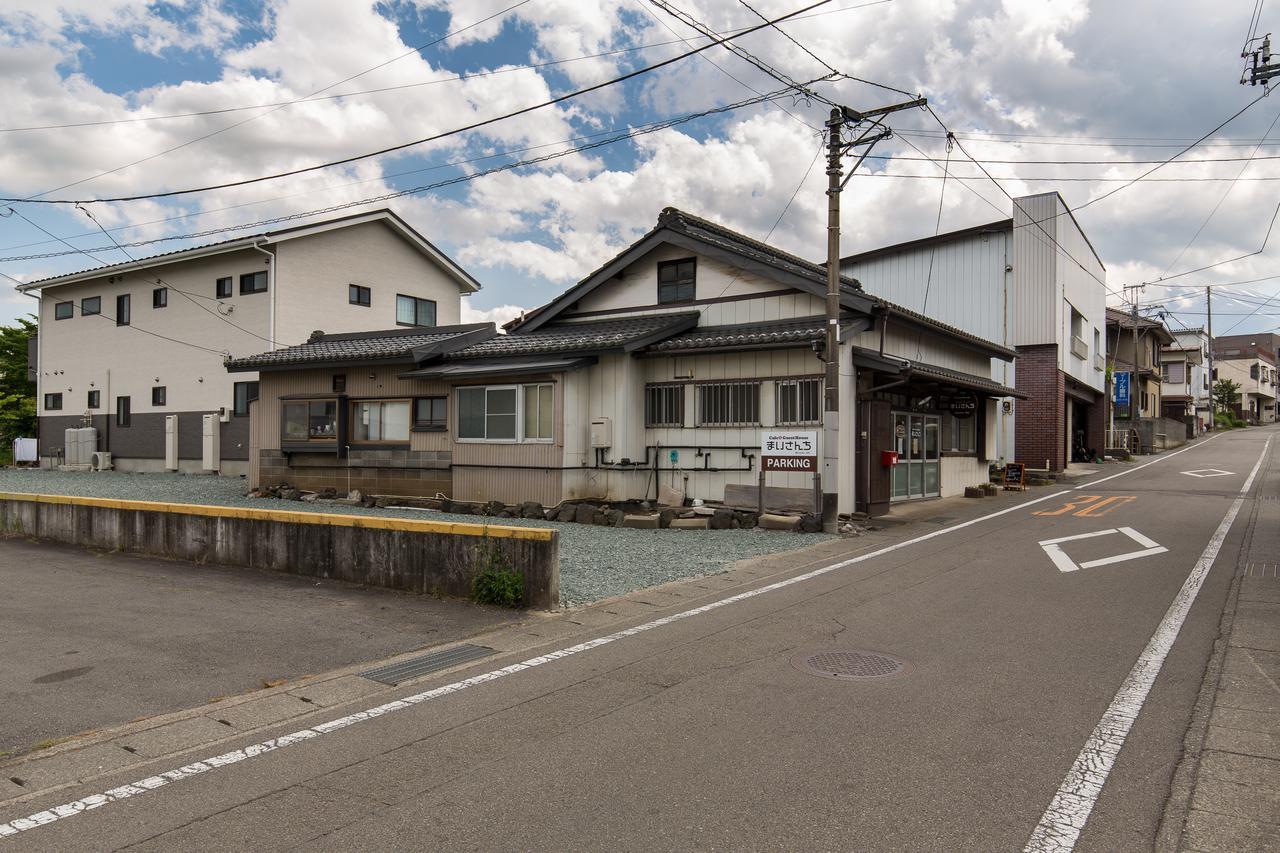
[116, 293, 131, 326]
[233, 381, 259, 417]
[152, 386, 166, 406]
[332, 374, 347, 393]
[81, 296, 101, 316]
[87, 390, 100, 409]
[414, 396, 447, 430]
[215, 277, 232, 299]
[657, 258, 696, 304]
[153, 287, 168, 308]
[116, 396, 131, 427]
[240, 271, 268, 294]
[44, 392, 62, 410]
[349, 284, 371, 306]
[54, 301, 73, 320]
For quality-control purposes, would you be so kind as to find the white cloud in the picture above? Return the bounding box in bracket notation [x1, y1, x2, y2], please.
[461, 300, 528, 327]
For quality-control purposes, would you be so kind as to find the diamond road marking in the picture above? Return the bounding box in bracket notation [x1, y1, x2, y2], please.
[1181, 468, 1234, 478]
[1038, 527, 1168, 573]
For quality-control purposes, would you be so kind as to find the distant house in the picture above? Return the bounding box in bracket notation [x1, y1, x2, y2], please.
[1212, 340, 1277, 424]
[1106, 308, 1174, 420]
[1161, 328, 1209, 433]
[843, 191, 1108, 471]
[230, 208, 1019, 516]
[18, 209, 480, 473]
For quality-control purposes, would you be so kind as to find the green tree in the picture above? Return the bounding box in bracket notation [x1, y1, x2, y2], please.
[1212, 378, 1241, 414]
[0, 316, 37, 443]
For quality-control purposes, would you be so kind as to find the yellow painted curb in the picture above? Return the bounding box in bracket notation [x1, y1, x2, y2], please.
[0, 491, 554, 542]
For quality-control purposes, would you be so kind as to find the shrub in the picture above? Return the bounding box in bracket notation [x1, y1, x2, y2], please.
[471, 538, 524, 607]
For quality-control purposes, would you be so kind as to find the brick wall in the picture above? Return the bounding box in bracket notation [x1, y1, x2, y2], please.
[1015, 344, 1065, 471]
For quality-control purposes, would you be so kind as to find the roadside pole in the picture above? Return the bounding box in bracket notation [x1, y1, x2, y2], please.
[1206, 285, 1214, 431]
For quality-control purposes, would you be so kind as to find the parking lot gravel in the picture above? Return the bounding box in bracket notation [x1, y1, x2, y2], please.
[0, 469, 831, 606]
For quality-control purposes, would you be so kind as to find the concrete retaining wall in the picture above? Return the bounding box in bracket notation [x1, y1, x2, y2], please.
[0, 492, 558, 609]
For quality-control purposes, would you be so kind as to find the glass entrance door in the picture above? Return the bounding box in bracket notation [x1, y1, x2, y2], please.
[891, 412, 941, 501]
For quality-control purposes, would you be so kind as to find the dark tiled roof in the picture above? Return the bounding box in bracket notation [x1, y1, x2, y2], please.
[645, 316, 825, 353]
[450, 313, 698, 359]
[226, 324, 491, 370]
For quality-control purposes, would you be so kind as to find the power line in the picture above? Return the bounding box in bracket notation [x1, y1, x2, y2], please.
[23, 1, 535, 202]
[736, 0, 838, 75]
[3, 0, 837, 206]
[0, 85, 808, 264]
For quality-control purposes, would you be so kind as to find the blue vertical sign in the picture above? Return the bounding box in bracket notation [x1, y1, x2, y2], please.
[1114, 371, 1131, 407]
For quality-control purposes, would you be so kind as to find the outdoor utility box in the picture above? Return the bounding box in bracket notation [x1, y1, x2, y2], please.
[201, 414, 219, 473]
[12, 438, 36, 464]
[63, 428, 80, 466]
[164, 415, 179, 471]
[63, 427, 97, 467]
[881, 450, 899, 467]
[589, 417, 612, 449]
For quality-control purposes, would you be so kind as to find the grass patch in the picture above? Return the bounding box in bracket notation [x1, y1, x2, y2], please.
[471, 538, 524, 608]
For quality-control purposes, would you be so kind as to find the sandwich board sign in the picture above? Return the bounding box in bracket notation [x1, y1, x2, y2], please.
[761, 431, 818, 472]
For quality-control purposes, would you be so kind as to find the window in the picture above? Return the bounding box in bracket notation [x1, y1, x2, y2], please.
[152, 386, 166, 406]
[658, 258, 696, 304]
[396, 294, 436, 327]
[116, 396, 131, 427]
[349, 284, 371, 307]
[282, 400, 337, 442]
[1165, 362, 1186, 385]
[776, 377, 821, 425]
[233, 381, 259, 417]
[942, 413, 976, 454]
[153, 287, 167, 308]
[54, 301, 73, 320]
[1251, 363, 1260, 380]
[352, 400, 410, 442]
[116, 293, 130, 326]
[697, 380, 760, 426]
[81, 296, 101, 316]
[240, 271, 268, 294]
[44, 393, 62, 410]
[215, 277, 232, 299]
[644, 384, 684, 427]
[87, 390, 100, 409]
[523, 384, 553, 441]
[332, 374, 346, 393]
[414, 396, 447, 430]
[457, 384, 552, 442]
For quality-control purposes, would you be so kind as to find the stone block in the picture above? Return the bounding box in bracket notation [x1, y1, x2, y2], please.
[573, 504, 596, 524]
[621, 514, 660, 529]
[710, 508, 734, 530]
[758, 513, 802, 531]
[964, 486, 986, 498]
[658, 509, 678, 528]
[657, 485, 684, 507]
[668, 517, 709, 530]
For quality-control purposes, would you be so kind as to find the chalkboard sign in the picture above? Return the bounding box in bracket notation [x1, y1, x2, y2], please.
[1004, 461, 1026, 491]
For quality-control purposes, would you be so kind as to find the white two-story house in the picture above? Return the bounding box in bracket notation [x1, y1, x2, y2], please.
[842, 191, 1108, 470]
[21, 209, 481, 473]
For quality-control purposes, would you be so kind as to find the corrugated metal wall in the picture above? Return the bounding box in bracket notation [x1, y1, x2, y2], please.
[1011, 193, 1060, 347]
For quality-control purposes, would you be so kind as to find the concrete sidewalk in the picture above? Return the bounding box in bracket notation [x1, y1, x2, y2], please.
[1159, 443, 1280, 852]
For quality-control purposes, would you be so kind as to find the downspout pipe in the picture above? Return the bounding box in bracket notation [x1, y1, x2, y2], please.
[249, 241, 276, 350]
[23, 291, 41, 455]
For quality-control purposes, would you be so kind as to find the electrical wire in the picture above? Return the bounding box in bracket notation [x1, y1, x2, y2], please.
[736, 0, 838, 75]
[0, 85, 809, 265]
[915, 132, 952, 359]
[2, 0, 837, 206]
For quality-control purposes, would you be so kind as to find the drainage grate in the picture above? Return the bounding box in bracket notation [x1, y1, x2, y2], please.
[792, 649, 909, 681]
[360, 644, 494, 686]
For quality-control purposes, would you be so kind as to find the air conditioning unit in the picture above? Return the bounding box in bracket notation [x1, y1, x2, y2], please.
[90, 451, 113, 471]
[217, 406, 231, 423]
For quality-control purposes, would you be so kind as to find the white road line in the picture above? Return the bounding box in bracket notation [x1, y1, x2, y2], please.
[0, 431, 1238, 841]
[1076, 433, 1220, 489]
[1024, 435, 1272, 853]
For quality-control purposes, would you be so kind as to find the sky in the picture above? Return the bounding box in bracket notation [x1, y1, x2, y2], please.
[2, 0, 1280, 341]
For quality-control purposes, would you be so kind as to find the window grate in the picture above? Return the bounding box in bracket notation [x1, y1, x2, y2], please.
[645, 383, 684, 427]
[776, 378, 820, 425]
[697, 381, 760, 426]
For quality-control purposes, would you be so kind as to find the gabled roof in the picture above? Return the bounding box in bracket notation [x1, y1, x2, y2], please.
[1105, 307, 1174, 344]
[841, 218, 1013, 267]
[450, 313, 700, 359]
[17, 208, 482, 294]
[644, 316, 828, 354]
[508, 207, 874, 334]
[225, 323, 494, 372]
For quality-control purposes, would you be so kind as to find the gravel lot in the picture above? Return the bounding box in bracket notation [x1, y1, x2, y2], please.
[0, 469, 831, 606]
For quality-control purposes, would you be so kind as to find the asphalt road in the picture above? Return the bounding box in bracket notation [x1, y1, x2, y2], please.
[0, 540, 515, 758]
[2, 426, 1274, 852]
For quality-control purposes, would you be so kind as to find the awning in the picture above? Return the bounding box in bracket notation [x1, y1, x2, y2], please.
[398, 355, 597, 380]
[907, 362, 1027, 399]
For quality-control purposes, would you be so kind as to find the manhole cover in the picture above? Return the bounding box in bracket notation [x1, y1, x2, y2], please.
[792, 649, 909, 681]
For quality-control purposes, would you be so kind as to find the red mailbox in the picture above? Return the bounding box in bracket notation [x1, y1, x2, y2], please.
[881, 450, 899, 467]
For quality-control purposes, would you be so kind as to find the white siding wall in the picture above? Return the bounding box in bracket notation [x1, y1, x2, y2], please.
[1056, 198, 1108, 392]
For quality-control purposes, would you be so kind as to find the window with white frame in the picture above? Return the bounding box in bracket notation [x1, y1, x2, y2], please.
[352, 400, 410, 442]
[457, 383, 553, 442]
[775, 377, 820, 425]
[697, 380, 760, 426]
[644, 383, 684, 427]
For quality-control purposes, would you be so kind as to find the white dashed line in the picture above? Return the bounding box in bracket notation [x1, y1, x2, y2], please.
[1023, 435, 1271, 852]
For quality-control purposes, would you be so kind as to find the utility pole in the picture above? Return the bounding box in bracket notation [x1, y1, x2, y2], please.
[821, 97, 926, 531]
[1120, 284, 1144, 422]
[1242, 34, 1280, 87]
[1206, 285, 1214, 430]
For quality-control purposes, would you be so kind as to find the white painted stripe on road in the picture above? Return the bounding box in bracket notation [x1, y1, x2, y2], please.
[0, 430, 1242, 841]
[1024, 435, 1272, 853]
[1075, 433, 1220, 489]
